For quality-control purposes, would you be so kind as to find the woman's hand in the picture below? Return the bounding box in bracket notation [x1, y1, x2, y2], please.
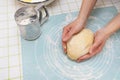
[62, 0, 97, 53]
[77, 13, 120, 62]
[62, 18, 85, 53]
[77, 28, 110, 62]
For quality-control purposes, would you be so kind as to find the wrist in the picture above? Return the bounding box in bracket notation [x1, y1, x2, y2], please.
[77, 16, 87, 24]
[101, 14, 120, 37]
[76, 17, 87, 28]
[100, 27, 113, 38]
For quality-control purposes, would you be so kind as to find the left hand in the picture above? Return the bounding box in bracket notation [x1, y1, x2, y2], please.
[77, 28, 110, 62]
[62, 18, 86, 53]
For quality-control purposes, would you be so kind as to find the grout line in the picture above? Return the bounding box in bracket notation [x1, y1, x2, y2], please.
[0, 65, 22, 70]
[111, 0, 120, 3]
[110, 0, 120, 12]
[111, 0, 115, 7]
[15, 0, 22, 79]
[101, 0, 105, 7]
[47, 5, 54, 16]
[0, 26, 17, 30]
[74, 0, 81, 10]
[0, 53, 21, 59]
[4, 76, 23, 80]
[0, 35, 19, 39]
[0, 44, 20, 48]
[6, 0, 10, 79]
[65, 0, 72, 13]
[58, 0, 63, 14]
[0, 19, 15, 22]
[17, 12, 22, 80]
[48, 1, 56, 16]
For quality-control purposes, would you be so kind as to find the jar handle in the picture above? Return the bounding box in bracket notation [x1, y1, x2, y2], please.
[35, 4, 49, 25]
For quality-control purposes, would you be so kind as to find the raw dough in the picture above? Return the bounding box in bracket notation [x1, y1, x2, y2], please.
[67, 29, 94, 60]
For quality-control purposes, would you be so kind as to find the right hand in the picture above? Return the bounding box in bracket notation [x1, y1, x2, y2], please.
[77, 28, 110, 62]
[62, 18, 86, 53]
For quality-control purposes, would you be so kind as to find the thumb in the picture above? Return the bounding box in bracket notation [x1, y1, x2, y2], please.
[89, 33, 98, 53]
[63, 29, 75, 42]
[89, 40, 101, 53]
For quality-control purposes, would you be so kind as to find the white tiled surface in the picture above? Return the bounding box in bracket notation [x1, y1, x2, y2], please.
[0, 0, 120, 80]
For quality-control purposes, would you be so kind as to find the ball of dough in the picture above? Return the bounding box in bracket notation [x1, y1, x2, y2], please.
[67, 29, 94, 60]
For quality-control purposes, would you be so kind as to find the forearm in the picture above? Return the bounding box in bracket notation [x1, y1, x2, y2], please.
[77, 0, 97, 24]
[103, 13, 120, 36]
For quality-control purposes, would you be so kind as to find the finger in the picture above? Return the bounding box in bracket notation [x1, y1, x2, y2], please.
[62, 42, 67, 53]
[62, 26, 71, 41]
[77, 39, 100, 62]
[84, 41, 105, 62]
[77, 59, 84, 62]
[63, 28, 76, 42]
[77, 53, 91, 62]
[92, 41, 105, 55]
[77, 42, 104, 62]
[89, 39, 101, 53]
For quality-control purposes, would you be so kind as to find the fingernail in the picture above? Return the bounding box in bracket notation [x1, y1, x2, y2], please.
[77, 59, 82, 62]
[63, 38, 67, 41]
[89, 49, 92, 53]
[80, 57, 84, 60]
[77, 60, 80, 62]
[64, 46, 66, 49]
[77, 60, 83, 62]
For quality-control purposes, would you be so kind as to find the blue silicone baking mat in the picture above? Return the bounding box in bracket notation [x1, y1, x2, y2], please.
[21, 6, 120, 80]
